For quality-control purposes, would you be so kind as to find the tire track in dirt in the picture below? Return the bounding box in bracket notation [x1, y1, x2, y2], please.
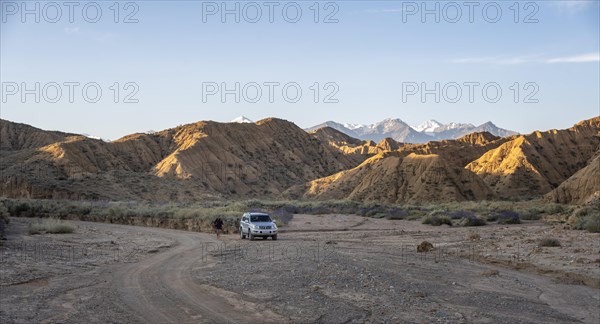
[113, 228, 286, 323]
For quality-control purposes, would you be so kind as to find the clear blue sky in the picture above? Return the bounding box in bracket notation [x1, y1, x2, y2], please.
[1, 0, 599, 139]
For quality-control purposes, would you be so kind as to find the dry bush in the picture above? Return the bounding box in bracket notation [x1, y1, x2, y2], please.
[469, 233, 481, 241]
[422, 210, 452, 226]
[572, 204, 600, 233]
[417, 241, 434, 253]
[539, 237, 561, 247]
[29, 218, 74, 235]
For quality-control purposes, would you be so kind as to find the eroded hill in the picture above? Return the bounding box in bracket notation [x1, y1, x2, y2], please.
[304, 117, 600, 203]
[1, 116, 598, 204]
[546, 152, 600, 204]
[0, 118, 367, 201]
[305, 152, 494, 203]
[466, 118, 600, 198]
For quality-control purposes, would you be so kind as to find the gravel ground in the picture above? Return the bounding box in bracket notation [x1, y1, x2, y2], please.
[1, 216, 599, 323]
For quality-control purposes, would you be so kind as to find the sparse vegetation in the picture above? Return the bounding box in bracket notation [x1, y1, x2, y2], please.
[270, 209, 294, 225]
[0, 197, 590, 234]
[468, 233, 481, 241]
[29, 218, 74, 234]
[0, 202, 9, 224]
[422, 210, 452, 226]
[456, 212, 487, 227]
[451, 210, 477, 220]
[485, 213, 499, 222]
[0, 202, 10, 242]
[571, 204, 600, 233]
[520, 209, 542, 220]
[496, 211, 521, 224]
[539, 237, 561, 247]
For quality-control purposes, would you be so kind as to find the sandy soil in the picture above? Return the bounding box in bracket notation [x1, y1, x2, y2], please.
[1, 216, 599, 323]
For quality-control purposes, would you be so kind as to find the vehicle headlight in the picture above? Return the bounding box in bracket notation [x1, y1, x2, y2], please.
[272, 223, 277, 229]
[250, 224, 257, 229]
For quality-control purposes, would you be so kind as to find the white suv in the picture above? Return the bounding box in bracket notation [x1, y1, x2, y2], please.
[239, 212, 278, 240]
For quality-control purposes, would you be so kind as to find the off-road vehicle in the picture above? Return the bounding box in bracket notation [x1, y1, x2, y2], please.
[239, 212, 278, 240]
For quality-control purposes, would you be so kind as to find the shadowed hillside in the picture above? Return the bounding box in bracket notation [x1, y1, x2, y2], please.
[466, 117, 600, 198]
[304, 152, 494, 203]
[546, 152, 600, 204]
[0, 118, 365, 201]
[0, 119, 75, 151]
[309, 127, 397, 161]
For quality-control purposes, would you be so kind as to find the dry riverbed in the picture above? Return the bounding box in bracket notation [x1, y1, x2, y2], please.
[1, 215, 599, 323]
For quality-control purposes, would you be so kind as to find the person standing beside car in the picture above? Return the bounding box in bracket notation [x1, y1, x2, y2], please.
[213, 217, 223, 239]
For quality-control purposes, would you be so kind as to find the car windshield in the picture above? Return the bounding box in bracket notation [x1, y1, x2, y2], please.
[250, 215, 271, 222]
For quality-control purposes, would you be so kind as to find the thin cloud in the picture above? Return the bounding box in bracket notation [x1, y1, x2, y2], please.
[451, 53, 599, 65]
[551, 0, 594, 12]
[546, 53, 600, 63]
[450, 55, 541, 65]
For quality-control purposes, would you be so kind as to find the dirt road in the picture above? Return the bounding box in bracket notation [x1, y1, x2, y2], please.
[1, 216, 599, 323]
[112, 227, 284, 323]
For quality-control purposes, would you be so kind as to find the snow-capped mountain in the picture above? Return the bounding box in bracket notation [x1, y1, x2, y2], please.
[412, 120, 443, 133]
[306, 118, 518, 144]
[343, 123, 366, 130]
[472, 121, 518, 138]
[81, 133, 103, 140]
[231, 116, 254, 123]
[356, 118, 433, 143]
[420, 122, 477, 140]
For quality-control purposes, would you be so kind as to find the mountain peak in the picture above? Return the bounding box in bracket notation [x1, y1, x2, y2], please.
[343, 123, 366, 130]
[231, 116, 254, 124]
[413, 119, 443, 132]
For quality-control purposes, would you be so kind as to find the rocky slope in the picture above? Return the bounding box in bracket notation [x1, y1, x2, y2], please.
[305, 152, 494, 203]
[0, 118, 364, 201]
[396, 132, 510, 169]
[466, 117, 600, 198]
[308, 127, 397, 161]
[546, 152, 600, 204]
[0, 119, 75, 151]
[303, 117, 599, 203]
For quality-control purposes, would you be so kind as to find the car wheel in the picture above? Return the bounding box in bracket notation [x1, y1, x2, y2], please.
[240, 227, 245, 239]
[272, 234, 277, 240]
[249, 229, 254, 241]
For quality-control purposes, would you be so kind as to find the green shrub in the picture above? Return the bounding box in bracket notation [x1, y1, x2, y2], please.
[422, 210, 452, 226]
[496, 211, 521, 224]
[521, 209, 542, 220]
[458, 214, 486, 227]
[542, 204, 573, 215]
[0, 202, 9, 224]
[29, 218, 75, 234]
[486, 213, 499, 222]
[572, 206, 600, 233]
